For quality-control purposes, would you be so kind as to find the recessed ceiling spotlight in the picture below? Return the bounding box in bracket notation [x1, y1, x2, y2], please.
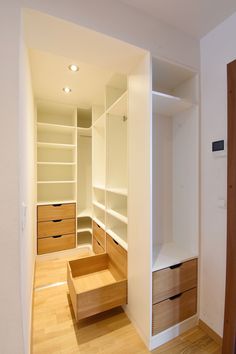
[68, 64, 79, 72]
[63, 87, 71, 94]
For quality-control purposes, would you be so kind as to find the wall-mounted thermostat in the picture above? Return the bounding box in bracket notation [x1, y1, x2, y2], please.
[212, 139, 226, 157]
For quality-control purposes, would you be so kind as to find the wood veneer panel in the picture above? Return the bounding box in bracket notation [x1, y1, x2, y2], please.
[93, 221, 106, 249]
[153, 259, 198, 304]
[106, 233, 127, 280]
[37, 203, 75, 222]
[223, 59, 236, 354]
[38, 218, 75, 238]
[152, 287, 197, 335]
[37, 233, 75, 254]
[93, 236, 105, 254]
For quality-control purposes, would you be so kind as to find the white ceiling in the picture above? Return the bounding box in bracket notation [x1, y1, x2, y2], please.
[25, 10, 145, 107]
[29, 49, 115, 107]
[119, 0, 236, 38]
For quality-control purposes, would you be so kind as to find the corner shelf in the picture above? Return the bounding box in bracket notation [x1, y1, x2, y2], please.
[152, 91, 193, 116]
[77, 227, 92, 234]
[77, 208, 92, 218]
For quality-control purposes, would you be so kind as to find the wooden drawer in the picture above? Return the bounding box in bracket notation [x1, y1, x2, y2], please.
[38, 219, 75, 238]
[152, 287, 197, 335]
[37, 203, 75, 222]
[153, 259, 198, 304]
[37, 233, 75, 254]
[67, 235, 127, 321]
[93, 236, 105, 254]
[93, 221, 105, 249]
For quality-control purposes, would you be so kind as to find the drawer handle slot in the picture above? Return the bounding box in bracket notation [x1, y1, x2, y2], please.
[170, 263, 182, 270]
[169, 293, 182, 301]
[96, 239, 101, 246]
[52, 204, 62, 207]
[52, 235, 62, 238]
[96, 223, 101, 229]
[52, 219, 62, 223]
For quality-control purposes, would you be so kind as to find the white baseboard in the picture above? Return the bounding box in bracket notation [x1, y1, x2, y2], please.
[149, 315, 198, 350]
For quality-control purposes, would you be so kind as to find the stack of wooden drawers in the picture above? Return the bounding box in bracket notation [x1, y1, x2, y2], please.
[152, 258, 198, 335]
[92, 221, 106, 254]
[37, 203, 76, 254]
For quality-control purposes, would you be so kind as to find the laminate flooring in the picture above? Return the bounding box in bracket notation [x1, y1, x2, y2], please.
[32, 248, 221, 354]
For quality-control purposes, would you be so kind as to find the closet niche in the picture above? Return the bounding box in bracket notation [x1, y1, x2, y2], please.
[36, 76, 128, 255]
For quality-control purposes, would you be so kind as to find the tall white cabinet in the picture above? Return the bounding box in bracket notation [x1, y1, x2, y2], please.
[151, 58, 199, 348]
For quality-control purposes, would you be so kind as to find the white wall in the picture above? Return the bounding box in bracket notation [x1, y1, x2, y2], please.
[19, 38, 36, 352]
[200, 11, 236, 336]
[0, 2, 24, 354]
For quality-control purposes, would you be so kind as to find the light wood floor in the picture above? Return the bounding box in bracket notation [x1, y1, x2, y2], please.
[32, 249, 221, 354]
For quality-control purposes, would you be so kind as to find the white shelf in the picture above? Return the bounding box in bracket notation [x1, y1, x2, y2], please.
[93, 201, 105, 211]
[77, 227, 92, 234]
[37, 122, 75, 130]
[106, 228, 128, 251]
[37, 180, 76, 184]
[37, 200, 76, 206]
[37, 142, 76, 149]
[152, 91, 193, 116]
[93, 217, 105, 230]
[152, 242, 198, 272]
[107, 187, 128, 196]
[106, 90, 127, 116]
[93, 185, 106, 191]
[106, 208, 128, 224]
[37, 162, 76, 165]
[77, 126, 92, 136]
[77, 208, 92, 218]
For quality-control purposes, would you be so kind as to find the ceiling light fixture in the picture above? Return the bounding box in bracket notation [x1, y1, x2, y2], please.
[68, 64, 79, 72]
[63, 87, 71, 94]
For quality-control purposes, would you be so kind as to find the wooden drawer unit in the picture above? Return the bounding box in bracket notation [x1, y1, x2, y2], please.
[153, 259, 198, 304]
[38, 233, 75, 254]
[38, 218, 75, 238]
[67, 233, 127, 321]
[92, 221, 106, 249]
[152, 287, 197, 335]
[37, 203, 76, 222]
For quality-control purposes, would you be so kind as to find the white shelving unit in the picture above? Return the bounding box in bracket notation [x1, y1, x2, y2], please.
[92, 86, 128, 250]
[37, 102, 77, 205]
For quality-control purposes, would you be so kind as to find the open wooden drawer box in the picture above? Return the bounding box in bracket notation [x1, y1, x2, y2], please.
[67, 233, 127, 320]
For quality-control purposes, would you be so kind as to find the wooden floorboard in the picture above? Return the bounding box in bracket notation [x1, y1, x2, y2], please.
[32, 250, 221, 354]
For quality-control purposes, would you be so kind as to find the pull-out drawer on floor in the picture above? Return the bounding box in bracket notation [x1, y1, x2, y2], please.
[67, 234, 127, 320]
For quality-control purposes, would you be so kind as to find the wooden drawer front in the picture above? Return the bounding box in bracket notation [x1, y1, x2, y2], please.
[153, 259, 197, 304]
[38, 219, 75, 238]
[93, 221, 105, 249]
[38, 203, 75, 222]
[152, 287, 197, 335]
[38, 234, 75, 254]
[106, 233, 127, 279]
[93, 236, 105, 254]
